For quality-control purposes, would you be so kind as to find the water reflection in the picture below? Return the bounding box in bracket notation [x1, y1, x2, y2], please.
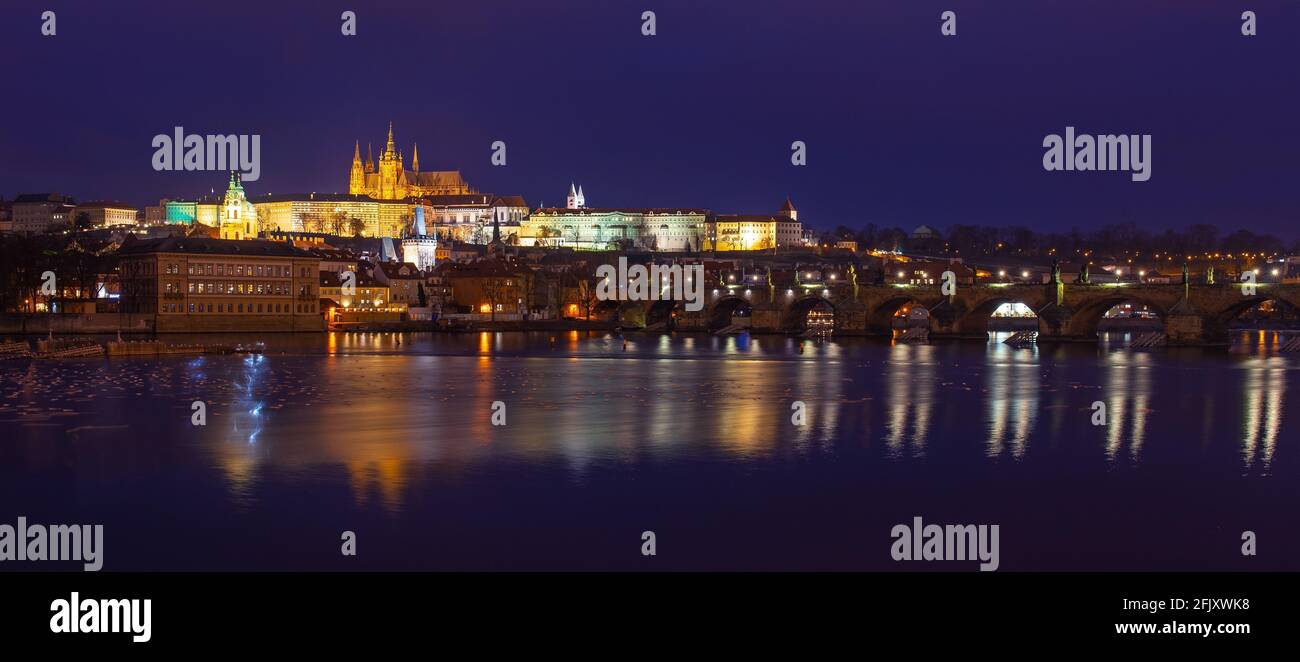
[984, 339, 1039, 458]
[0, 331, 1294, 517]
[883, 343, 936, 458]
[1103, 350, 1153, 463]
[1241, 357, 1286, 473]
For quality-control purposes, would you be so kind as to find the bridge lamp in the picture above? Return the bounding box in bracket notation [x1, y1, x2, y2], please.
[829, 274, 836, 280]
[1021, 271, 1029, 278]
[822, 289, 829, 297]
[1272, 269, 1280, 276]
[787, 289, 794, 296]
[1138, 271, 1145, 278]
[744, 289, 752, 297]
[1253, 269, 1259, 275]
[998, 270, 1005, 277]
[897, 271, 905, 278]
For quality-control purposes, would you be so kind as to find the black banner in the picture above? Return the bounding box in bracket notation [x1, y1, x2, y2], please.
[0, 572, 1286, 649]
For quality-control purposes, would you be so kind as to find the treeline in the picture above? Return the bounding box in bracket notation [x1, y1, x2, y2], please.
[818, 222, 1297, 258]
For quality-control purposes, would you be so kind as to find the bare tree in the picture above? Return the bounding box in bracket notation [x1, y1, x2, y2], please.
[348, 217, 366, 237]
[481, 276, 510, 322]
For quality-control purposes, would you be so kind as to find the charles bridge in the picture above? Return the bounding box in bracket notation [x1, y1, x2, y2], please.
[602, 280, 1300, 345]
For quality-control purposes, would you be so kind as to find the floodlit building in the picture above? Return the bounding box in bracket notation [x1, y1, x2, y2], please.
[348, 123, 473, 199]
[77, 201, 139, 228]
[115, 236, 323, 331]
[11, 193, 76, 234]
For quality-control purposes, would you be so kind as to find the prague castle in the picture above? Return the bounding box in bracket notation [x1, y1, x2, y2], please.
[349, 123, 473, 200]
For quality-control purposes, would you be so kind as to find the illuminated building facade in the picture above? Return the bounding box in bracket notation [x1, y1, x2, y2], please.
[710, 199, 802, 251]
[165, 198, 220, 226]
[116, 236, 322, 332]
[218, 172, 258, 240]
[712, 215, 778, 251]
[401, 207, 437, 272]
[77, 201, 139, 228]
[10, 193, 76, 234]
[349, 123, 473, 199]
[251, 193, 412, 238]
[522, 207, 707, 251]
[437, 258, 534, 319]
[522, 188, 707, 251]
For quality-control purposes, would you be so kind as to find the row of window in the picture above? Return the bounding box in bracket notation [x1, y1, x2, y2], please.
[161, 302, 318, 314]
[162, 281, 314, 297]
[168, 281, 293, 295]
[172, 263, 307, 278]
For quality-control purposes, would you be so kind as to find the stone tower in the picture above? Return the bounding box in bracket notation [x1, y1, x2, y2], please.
[349, 142, 365, 194]
[378, 122, 400, 200]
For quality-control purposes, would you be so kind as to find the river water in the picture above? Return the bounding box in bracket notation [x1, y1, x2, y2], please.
[1, 330, 1296, 570]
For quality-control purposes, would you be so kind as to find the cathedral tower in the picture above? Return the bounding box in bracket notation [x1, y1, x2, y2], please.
[379, 122, 400, 199]
[349, 141, 365, 194]
[567, 183, 584, 209]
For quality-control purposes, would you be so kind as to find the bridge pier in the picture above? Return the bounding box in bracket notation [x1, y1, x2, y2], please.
[1166, 313, 1230, 346]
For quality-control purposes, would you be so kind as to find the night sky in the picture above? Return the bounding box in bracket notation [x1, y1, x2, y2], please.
[2, 0, 1297, 237]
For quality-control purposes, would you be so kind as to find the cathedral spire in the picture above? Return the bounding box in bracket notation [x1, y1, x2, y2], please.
[385, 121, 395, 155]
[367, 143, 374, 171]
[412, 143, 420, 172]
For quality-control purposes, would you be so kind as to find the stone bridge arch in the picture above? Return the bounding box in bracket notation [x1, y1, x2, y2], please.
[1208, 291, 1300, 342]
[949, 290, 1051, 336]
[1064, 292, 1171, 339]
[707, 295, 753, 331]
[780, 295, 836, 332]
[1214, 291, 1300, 325]
[865, 294, 942, 335]
[592, 299, 651, 328]
[645, 299, 680, 328]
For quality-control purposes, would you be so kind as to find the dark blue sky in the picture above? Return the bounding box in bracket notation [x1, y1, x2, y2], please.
[2, 0, 1297, 237]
